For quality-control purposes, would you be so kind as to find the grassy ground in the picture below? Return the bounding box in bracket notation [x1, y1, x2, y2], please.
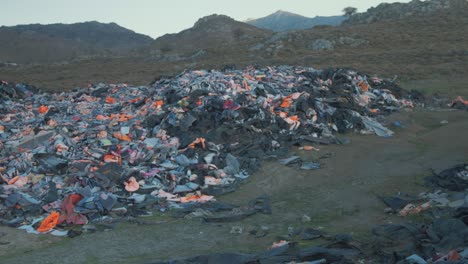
[399, 77, 468, 98]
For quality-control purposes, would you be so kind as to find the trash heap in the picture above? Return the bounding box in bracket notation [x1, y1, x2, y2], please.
[0, 66, 416, 235]
[375, 163, 468, 263]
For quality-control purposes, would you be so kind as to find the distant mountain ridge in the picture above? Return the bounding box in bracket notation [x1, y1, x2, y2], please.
[0, 21, 153, 63]
[246, 10, 346, 31]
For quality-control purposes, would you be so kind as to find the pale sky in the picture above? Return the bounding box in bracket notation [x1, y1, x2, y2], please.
[1, 0, 411, 38]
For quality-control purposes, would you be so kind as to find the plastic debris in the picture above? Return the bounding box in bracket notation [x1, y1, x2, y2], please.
[398, 201, 431, 216]
[270, 240, 289, 249]
[0, 66, 417, 235]
[37, 212, 60, 233]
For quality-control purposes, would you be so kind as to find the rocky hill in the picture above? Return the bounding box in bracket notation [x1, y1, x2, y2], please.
[146, 14, 271, 62]
[344, 0, 468, 24]
[246, 10, 345, 31]
[0, 21, 153, 63]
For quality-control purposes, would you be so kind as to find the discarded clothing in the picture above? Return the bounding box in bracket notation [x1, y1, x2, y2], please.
[427, 163, 468, 191]
[0, 66, 414, 234]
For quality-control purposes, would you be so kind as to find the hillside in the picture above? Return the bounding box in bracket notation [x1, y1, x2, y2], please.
[143, 6, 467, 80]
[0, 28, 97, 64]
[0, 21, 153, 64]
[345, 0, 468, 24]
[0, 0, 467, 91]
[246, 10, 345, 31]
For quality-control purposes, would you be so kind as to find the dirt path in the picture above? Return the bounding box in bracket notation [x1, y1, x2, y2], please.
[1, 109, 467, 264]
